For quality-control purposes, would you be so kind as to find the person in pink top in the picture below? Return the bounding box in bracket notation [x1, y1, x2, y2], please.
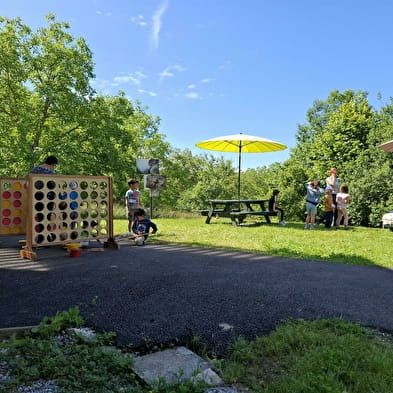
[335, 184, 350, 229]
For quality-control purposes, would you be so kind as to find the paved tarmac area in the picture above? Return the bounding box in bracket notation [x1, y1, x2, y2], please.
[1, 240, 392, 354]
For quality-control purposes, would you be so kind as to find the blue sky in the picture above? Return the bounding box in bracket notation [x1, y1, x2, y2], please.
[2, 0, 393, 169]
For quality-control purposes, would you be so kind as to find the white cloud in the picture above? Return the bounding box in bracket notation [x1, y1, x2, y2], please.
[172, 65, 186, 72]
[219, 60, 232, 70]
[159, 64, 186, 80]
[113, 71, 147, 86]
[185, 92, 199, 99]
[159, 69, 174, 79]
[187, 84, 196, 89]
[137, 89, 158, 97]
[96, 10, 112, 17]
[91, 79, 118, 90]
[134, 71, 148, 79]
[201, 78, 215, 83]
[150, 0, 169, 50]
[131, 15, 148, 27]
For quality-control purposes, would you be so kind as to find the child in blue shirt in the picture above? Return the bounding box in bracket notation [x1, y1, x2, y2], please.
[30, 156, 58, 174]
[131, 208, 158, 245]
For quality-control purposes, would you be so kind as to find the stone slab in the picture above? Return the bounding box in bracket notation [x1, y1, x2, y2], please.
[132, 346, 221, 385]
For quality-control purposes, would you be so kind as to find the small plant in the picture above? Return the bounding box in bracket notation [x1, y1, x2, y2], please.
[32, 306, 84, 338]
[0, 308, 143, 393]
[90, 295, 98, 306]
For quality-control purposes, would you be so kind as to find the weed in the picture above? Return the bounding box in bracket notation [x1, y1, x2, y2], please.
[31, 306, 84, 338]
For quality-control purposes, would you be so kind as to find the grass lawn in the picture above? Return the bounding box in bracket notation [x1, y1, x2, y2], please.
[114, 217, 393, 269]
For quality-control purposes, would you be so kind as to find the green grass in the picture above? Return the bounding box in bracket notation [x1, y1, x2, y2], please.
[114, 217, 393, 269]
[221, 318, 393, 393]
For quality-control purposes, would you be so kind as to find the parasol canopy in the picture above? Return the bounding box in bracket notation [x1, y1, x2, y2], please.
[378, 139, 393, 153]
[196, 132, 287, 199]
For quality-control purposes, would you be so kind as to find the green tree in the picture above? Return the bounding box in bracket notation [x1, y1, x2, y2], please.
[293, 90, 373, 175]
[154, 148, 236, 212]
[0, 14, 95, 175]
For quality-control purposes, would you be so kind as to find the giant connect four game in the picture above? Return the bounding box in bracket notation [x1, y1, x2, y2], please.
[0, 174, 114, 259]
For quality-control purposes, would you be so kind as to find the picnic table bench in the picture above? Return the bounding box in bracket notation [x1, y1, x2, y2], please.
[202, 199, 277, 225]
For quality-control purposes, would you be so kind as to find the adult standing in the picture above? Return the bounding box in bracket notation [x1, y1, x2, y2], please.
[30, 156, 58, 174]
[326, 168, 339, 226]
[304, 181, 324, 230]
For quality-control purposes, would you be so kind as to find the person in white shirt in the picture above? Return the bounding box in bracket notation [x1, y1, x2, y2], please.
[335, 184, 350, 229]
[125, 179, 143, 232]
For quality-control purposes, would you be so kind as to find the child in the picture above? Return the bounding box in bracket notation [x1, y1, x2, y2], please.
[125, 179, 143, 232]
[304, 180, 324, 230]
[268, 189, 286, 226]
[30, 155, 58, 174]
[335, 184, 350, 229]
[131, 208, 158, 246]
[319, 185, 335, 228]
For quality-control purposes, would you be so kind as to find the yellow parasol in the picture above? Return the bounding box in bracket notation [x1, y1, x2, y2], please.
[196, 132, 287, 199]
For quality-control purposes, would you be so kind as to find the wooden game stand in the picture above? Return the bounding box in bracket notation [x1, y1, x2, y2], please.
[20, 174, 117, 261]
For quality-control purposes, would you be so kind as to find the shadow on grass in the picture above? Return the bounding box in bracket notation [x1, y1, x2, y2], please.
[149, 239, 378, 268]
[265, 247, 376, 267]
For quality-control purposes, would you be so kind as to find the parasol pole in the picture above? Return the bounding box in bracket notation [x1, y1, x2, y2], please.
[237, 141, 242, 200]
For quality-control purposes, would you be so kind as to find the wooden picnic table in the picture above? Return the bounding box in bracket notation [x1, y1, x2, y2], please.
[202, 199, 277, 225]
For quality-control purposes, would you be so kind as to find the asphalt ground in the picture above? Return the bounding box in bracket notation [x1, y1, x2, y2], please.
[1, 237, 392, 354]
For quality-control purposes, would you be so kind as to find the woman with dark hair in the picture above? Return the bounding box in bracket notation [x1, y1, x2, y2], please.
[30, 156, 58, 174]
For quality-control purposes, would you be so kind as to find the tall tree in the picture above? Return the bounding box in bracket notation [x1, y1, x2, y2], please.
[0, 14, 95, 175]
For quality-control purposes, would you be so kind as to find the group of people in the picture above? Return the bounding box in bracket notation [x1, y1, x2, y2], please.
[30, 156, 158, 245]
[268, 167, 350, 230]
[304, 168, 350, 230]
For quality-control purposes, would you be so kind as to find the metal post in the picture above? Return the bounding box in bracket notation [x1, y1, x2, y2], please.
[150, 189, 153, 219]
[237, 142, 242, 200]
